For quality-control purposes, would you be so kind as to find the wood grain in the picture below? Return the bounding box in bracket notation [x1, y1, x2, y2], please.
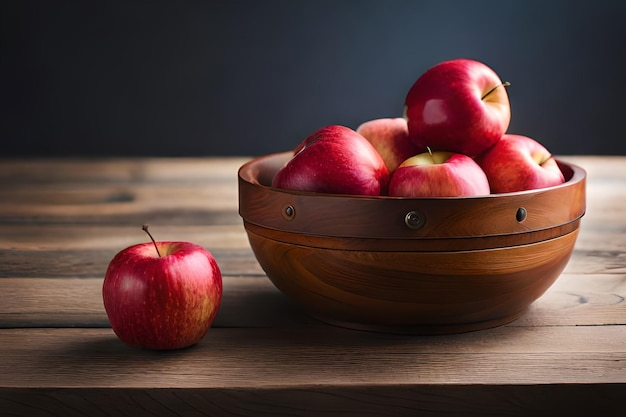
[247, 228, 580, 333]
[0, 155, 624, 415]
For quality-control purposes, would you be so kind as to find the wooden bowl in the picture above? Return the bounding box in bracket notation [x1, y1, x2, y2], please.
[238, 152, 586, 334]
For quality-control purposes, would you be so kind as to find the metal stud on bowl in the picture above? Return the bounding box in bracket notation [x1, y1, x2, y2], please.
[282, 204, 295, 221]
[405, 210, 426, 230]
[516, 207, 527, 223]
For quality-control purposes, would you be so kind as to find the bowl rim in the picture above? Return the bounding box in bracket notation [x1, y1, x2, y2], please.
[238, 151, 586, 240]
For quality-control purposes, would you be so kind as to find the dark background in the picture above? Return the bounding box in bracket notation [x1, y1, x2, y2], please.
[1, 0, 625, 157]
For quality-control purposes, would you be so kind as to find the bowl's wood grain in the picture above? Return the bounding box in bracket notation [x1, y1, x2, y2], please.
[246, 228, 579, 334]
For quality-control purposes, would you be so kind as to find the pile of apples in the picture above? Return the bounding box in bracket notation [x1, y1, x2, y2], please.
[272, 58, 565, 197]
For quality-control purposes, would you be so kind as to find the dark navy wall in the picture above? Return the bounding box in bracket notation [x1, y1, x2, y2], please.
[2, 0, 625, 156]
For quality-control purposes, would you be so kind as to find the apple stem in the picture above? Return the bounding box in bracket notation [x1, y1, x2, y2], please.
[481, 81, 511, 100]
[142, 224, 162, 258]
[426, 146, 434, 163]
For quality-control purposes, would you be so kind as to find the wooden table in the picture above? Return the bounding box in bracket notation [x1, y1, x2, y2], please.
[1, 156, 624, 416]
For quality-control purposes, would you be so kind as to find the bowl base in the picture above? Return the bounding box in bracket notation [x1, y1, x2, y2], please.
[311, 310, 526, 335]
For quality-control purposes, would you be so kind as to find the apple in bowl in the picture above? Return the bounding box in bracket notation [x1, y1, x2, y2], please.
[404, 58, 511, 157]
[272, 125, 390, 196]
[389, 150, 490, 197]
[477, 134, 565, 193]
[356, 117, 420, 173]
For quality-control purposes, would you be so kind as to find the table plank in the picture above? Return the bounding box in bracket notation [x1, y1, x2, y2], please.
[2, 326, 625, 388]
[0, 224, 251, 250]
[1, 273, 624, 329]
[2, 384, 623, 417]
[0, 157, 247, 226]
[0, 247, 262, 278]
[0, 276, 312, 329]
[0, 157, 252, 183]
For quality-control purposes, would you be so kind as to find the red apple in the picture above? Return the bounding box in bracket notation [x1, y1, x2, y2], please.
[102, 226, 222, 350]
[476, 134, 565, 193]
[404, 58, 511, 157]
[272, 125, 390, 196]
[356, 117, 420, 172]
[389, 150, 491, 197]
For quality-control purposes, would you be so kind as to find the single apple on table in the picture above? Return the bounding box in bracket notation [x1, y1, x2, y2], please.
[102, 225, 223, 350]
[356, 117, 420, 173]
[389, 149, 491, 197]
[476, 134, 565, 193]
[404, 58, 511, 157]
[272, 125, 390, 196]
